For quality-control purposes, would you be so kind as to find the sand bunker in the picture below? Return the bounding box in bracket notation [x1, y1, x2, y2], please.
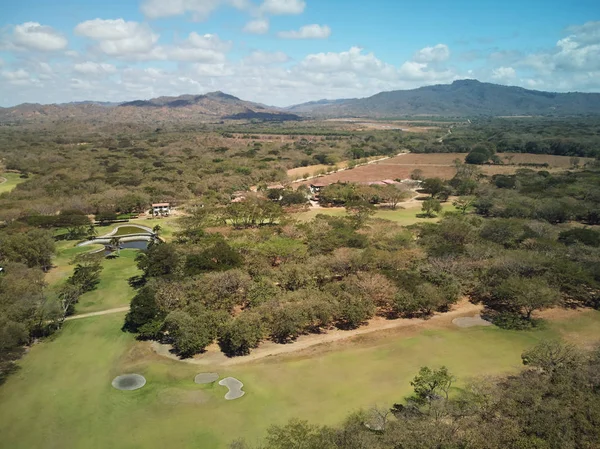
[218, 377, 245, 400]
[194, 373, 219, 384]
[452, 315, 493, 328]
[112, 374, 147, 391]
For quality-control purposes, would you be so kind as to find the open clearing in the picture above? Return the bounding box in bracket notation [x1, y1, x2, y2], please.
[0, 172, 26, 194]
[294, 203, 455, 225]
[303, 153, 591, 184]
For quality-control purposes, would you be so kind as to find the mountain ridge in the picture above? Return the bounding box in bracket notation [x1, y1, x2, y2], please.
[2, 80, 600, 123]
[288, 80, 600, 117]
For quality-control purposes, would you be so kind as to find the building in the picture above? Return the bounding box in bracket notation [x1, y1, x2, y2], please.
[151, 202, 170, 216]
[309, 182, 329, 194]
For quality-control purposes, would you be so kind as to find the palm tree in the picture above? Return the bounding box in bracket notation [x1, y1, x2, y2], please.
[152, 224, 162, 237]
[109, 236, 121, 256]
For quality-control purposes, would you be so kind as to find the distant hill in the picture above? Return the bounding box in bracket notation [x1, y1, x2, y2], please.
[0, 91, 300, 124]
[290, 80, 600, 117]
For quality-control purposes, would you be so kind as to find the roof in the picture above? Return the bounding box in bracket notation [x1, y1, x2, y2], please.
[267, 184, 285, 190]
[152, 203, 170, 207]
[366, 181, 388, 186]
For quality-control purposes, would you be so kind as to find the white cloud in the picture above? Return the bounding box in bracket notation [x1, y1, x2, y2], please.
[243, 19, 269, 35]
[141, 0, 251, 21]
[243, 50, 289, 64]
[2, 69, 30, 80]
[11, 22, 68, 52]
[166, 32, 231, 62]
[413, 44, 450, 63]
[75, 19, 159, 57]
[491, 66, 517, 81]
[74, 62, 117, 75]
[278, 24, 331, 39]
[260, 0, 305, 15]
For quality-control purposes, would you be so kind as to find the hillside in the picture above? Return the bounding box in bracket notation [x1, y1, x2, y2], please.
[292, 80, 600, 117]
[0, 91, 299, 124]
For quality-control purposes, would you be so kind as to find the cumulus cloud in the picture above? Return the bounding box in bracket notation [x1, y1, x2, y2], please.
[243, 18, 270, 34]
[491, 66, 517, 81]
[167, 33, 231, 62]
[243, 50, 289, 64]
[74, 62, 117, 75]
[413, 44, 450, 63]
[260, 0, 305, 15]
[278, 24, 331, 39]
[141, 0, 251, 21]
[10, 22, 68, 51]
[75, 19, 159, 57]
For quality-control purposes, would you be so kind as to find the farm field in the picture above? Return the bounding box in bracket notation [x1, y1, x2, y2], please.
[1, 300, 599, 449]
[0, 172, 26, 194]
[303, 153, 591, 184]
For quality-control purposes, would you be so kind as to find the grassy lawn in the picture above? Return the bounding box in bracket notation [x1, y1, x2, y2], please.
[113, 225, 152, 236]
[1, 307, 599, 449]
[295, 204, 456, 225]
[75, 250, 142, 314]
[0, 173, 27, 194]
[46, 241, 142, 314]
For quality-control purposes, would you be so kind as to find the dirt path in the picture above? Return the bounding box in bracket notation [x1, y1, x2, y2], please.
[66, 306, 129, 321]
[152, 299, 483, 367]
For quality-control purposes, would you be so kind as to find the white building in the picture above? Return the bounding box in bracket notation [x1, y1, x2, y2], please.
[151, 203, 170, 217]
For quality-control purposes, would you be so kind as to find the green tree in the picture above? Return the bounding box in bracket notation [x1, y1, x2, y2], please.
[218, 312, 264, 357]
[421, 199, 442, 217]
[493, 276, 561, 320]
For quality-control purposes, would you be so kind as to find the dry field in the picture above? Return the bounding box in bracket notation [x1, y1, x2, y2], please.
[301, 153, 592, 184]
[325, 118, 444, 133]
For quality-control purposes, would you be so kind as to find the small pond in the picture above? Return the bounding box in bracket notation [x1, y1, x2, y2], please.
[104, 239, 151, 256]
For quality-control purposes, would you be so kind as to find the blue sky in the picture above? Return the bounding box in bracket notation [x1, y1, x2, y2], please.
[0, 0, 598, 106]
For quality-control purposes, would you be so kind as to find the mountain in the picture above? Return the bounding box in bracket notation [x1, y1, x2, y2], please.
[290, 80, 600, 117]
[285, 98, 351, 114]
[0, 91, 299, 124]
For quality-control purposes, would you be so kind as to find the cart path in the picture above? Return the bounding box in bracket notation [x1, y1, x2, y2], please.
[66, 306, 130, 321]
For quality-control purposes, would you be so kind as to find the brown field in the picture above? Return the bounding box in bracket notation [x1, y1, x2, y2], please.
[287, 155, 394, 180]
[300, 153, 592, 184]
[325, 118, 444, 133]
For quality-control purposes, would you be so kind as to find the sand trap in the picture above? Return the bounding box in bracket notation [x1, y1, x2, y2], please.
[194, 373, 219, 384]
[452, 315, 493, 328]
[112, 374, 146, 391]
[218, 377, 245, 400]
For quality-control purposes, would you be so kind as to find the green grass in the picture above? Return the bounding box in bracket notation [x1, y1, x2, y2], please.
[0, 173, 27, 194]
[46, 242, 142, 314]
[113, 226, 152, 236]
[1, 308, 599, 449]
[295, 204, 456, 225]
[75, 250, 142, 314]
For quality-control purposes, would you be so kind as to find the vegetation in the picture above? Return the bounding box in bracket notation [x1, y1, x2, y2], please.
[240, 341, 600, 449]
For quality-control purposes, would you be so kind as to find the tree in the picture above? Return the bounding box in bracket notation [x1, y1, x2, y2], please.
[68, 258, 103, 293]
[335, 292, 375, 329]
[109, 236, 121, 256]
[410, 169, 424, 181]
[163, 310, 214, 357]
[452, 196, 475, 215]
[123, 286, 162, 334]
[382, 185, 409, 209]
[57, 283, 82, 318]
[152, 224, 162, 236]
[421, 199, 442, 218]
[421, 178, 446, 198]
[409, 366, 454, 404]
[493, 276, 561, 320]
[218, 312, 264, 357]
[136, 243, 180, 278]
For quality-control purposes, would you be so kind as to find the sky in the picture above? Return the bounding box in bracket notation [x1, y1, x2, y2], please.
[0, 0, 599, 107]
